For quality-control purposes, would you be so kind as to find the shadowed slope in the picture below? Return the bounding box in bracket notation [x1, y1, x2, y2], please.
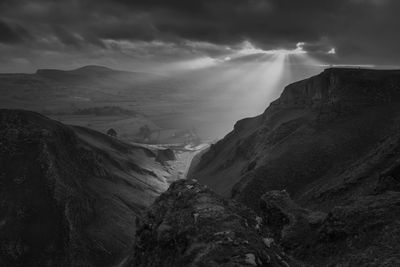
[0, 109, 171, 266]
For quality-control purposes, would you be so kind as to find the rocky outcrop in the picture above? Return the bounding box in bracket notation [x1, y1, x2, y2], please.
[124, 180, 300, 267]
[0, 109, 172, 266]
[269, 68, 400, 111]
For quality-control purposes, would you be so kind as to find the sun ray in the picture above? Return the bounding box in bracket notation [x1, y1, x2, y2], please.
[147, 43, 330, 138]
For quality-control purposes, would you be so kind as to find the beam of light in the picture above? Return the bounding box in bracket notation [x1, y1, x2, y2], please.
[158, 57, 220, 73]
[231, 53, 287, 114]
[143, 41, 341, 139]
[197, 53, 288, 127]
[156, 46, 316, 138]
[155, 41, 311, 74]
[169, 53, 288, 139]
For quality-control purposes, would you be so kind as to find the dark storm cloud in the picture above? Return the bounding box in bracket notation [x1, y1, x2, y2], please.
[113, 0, 399, 63]
[106, 0, 334, 45]
[0, 0, 399, 71]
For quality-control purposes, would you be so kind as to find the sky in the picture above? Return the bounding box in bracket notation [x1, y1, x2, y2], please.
[0, 0, 399, 73]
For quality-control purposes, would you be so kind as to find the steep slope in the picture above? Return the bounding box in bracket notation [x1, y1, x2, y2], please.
[189, 68, 400, 265]
[191, 68, 400, 210]
[0, 109, 172, 266]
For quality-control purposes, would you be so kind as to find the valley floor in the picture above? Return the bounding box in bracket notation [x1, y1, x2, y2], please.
[141, 142, 210, 181]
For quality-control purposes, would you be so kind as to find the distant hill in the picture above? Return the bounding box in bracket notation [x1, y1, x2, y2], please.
[0, 65, 181, 113]
[0, 65, 190, 143]
[57, 65, 116, 74]
[36, 65, 156, 79]
[0, 109, 172, 266]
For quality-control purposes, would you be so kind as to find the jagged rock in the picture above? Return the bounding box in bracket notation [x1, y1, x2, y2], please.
[124, 180, 300, 267]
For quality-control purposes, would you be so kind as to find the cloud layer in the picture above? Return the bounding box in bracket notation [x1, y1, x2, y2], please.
[0, 0, 399, 72]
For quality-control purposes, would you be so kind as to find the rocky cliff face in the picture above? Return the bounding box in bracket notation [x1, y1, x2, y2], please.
[0, 109, 172, 266]
[269, 68, 400, 111]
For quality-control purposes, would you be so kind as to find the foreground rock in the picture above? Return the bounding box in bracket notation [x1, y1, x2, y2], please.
[124, 180, 300, 267]
[0, 109, 171, 266]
